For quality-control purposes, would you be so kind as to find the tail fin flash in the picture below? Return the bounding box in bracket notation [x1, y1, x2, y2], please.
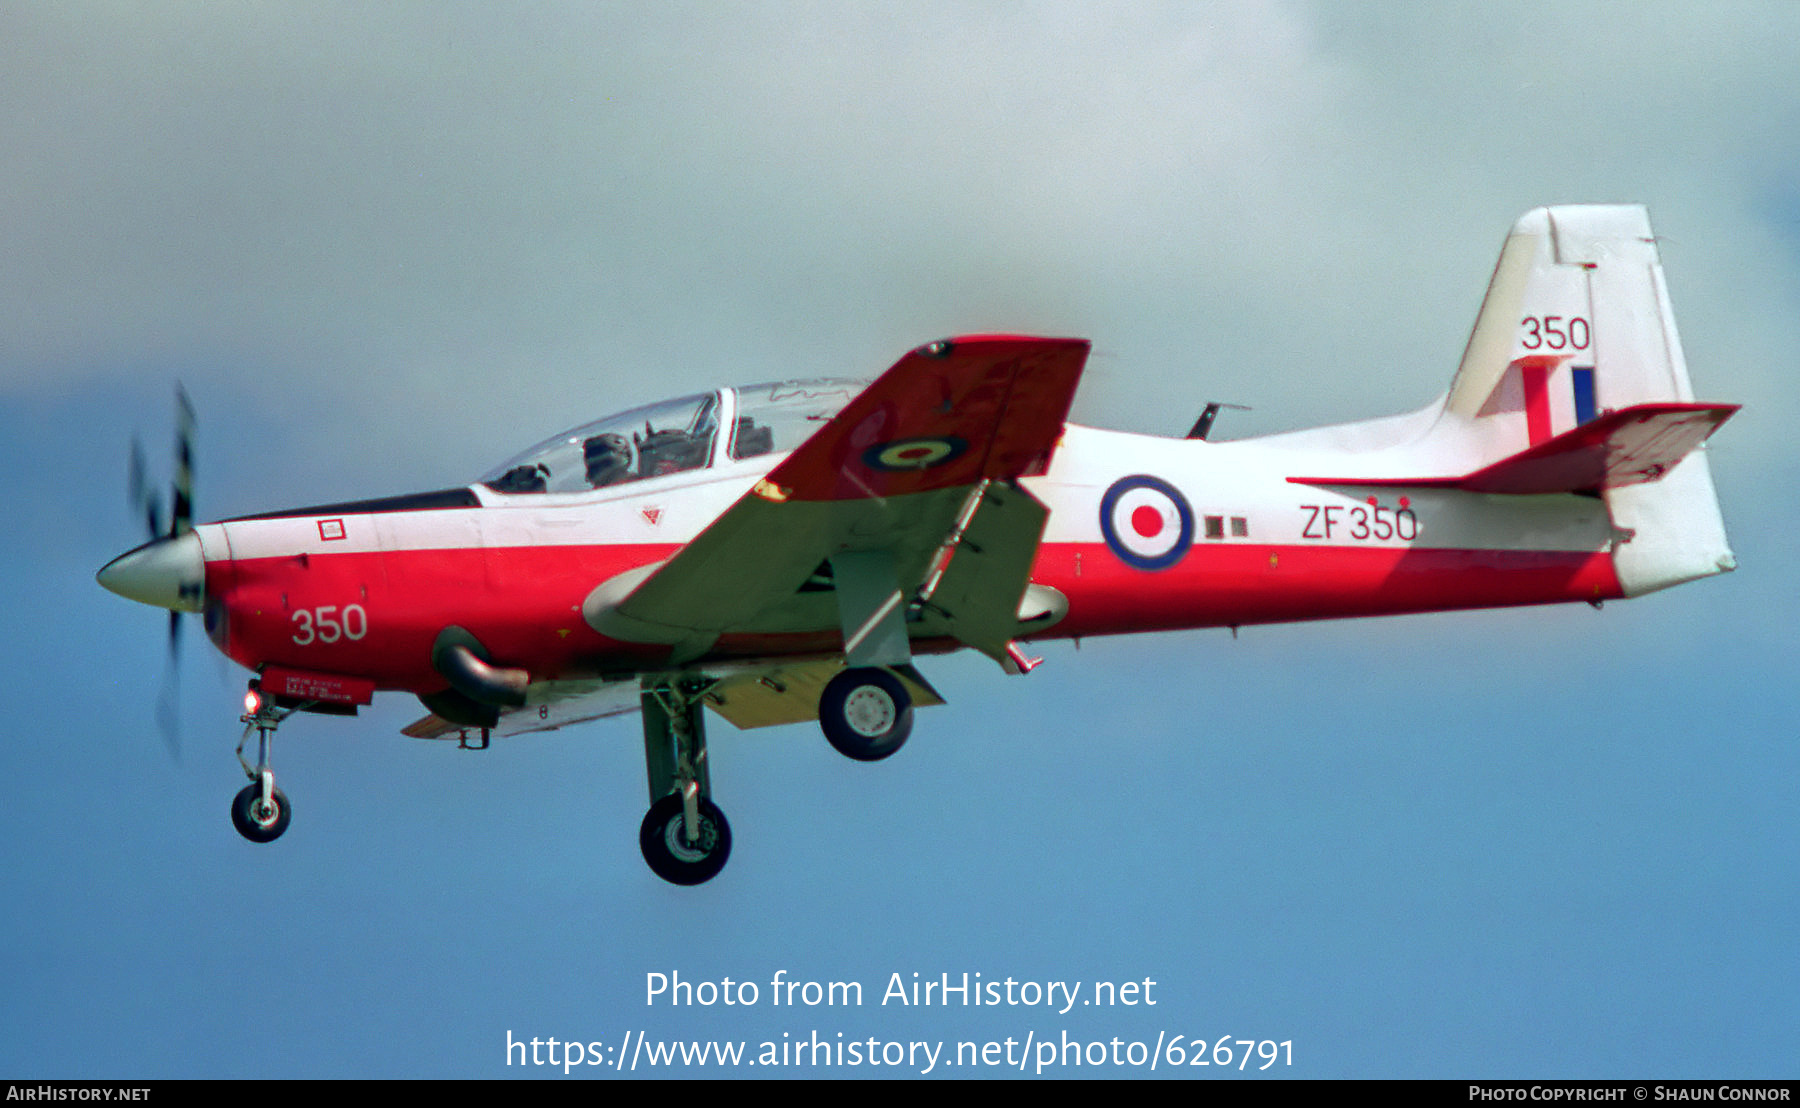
[1446, 205, 1735, 594]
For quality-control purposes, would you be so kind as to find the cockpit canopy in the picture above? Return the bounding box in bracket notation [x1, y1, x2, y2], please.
[479, 378, 866, 495]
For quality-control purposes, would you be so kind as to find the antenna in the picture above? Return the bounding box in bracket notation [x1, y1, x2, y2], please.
[1187, 402, 1250, 441]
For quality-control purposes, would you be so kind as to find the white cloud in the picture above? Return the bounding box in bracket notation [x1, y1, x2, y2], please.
[3, 1, 1793, 493]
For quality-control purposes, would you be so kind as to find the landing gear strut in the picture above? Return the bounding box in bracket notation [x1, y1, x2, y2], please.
[638, 678, 731, 885]
[232, 686, 295, 844]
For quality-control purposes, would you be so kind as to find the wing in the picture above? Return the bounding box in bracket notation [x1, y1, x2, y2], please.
[584, 334, 1089, 665]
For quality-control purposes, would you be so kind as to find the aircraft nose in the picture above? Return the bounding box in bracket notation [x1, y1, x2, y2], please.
[97, 532, 205, 612]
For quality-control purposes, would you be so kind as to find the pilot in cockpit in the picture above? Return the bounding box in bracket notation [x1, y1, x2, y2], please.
[583, 432, 633, 488]
[486, 462, 549, 494]
[635, 421, 711, 478]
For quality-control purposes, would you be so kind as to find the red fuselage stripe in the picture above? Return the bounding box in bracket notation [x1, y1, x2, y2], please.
[206, 541, 1621, 694]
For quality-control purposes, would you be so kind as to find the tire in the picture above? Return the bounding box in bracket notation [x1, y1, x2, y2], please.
[819, 667, 913, 762]
[231, 783, 291, 843]
[639, 794, 731, 886]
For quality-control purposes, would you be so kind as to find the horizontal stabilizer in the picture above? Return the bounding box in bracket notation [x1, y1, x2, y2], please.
[1291, 402, 1738, 495]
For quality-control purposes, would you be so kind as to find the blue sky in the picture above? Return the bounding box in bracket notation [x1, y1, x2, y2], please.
[2, 2, 1796, 1078]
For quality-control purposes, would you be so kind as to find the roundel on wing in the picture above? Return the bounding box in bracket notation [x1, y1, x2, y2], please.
[1099, 475, 1194, 571]
[862, 436, 968, 472]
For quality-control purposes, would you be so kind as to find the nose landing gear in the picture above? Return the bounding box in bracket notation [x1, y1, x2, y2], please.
[231, 686, 298, 844]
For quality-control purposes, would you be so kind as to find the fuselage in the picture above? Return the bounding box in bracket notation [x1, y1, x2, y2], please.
[183, 416, 1621, 698]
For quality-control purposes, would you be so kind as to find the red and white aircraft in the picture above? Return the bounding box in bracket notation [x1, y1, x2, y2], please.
[99, 206, 1737, 884]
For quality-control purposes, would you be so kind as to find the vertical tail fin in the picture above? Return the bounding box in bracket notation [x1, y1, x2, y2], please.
[1443, 206, 1735, 595]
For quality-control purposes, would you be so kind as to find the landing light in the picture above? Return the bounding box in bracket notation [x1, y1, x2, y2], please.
[244, 689, 263, 716]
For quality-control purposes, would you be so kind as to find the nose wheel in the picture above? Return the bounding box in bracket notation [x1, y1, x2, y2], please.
[231, 780, 291, 843]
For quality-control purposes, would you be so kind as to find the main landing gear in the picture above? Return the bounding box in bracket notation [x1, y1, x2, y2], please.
[633, 666, 917, 886]
[638, 679, 731, 885]
[231, 686, 295, 844]
[818, 666, 913, 762]
[630, 551, 921, 881]
[639, 793, 731, 887]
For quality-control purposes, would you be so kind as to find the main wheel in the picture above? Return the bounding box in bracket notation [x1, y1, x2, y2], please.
[639, 794, 731, 886]
[819, 667, 913, 761]
[231, 783, 291, 843]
